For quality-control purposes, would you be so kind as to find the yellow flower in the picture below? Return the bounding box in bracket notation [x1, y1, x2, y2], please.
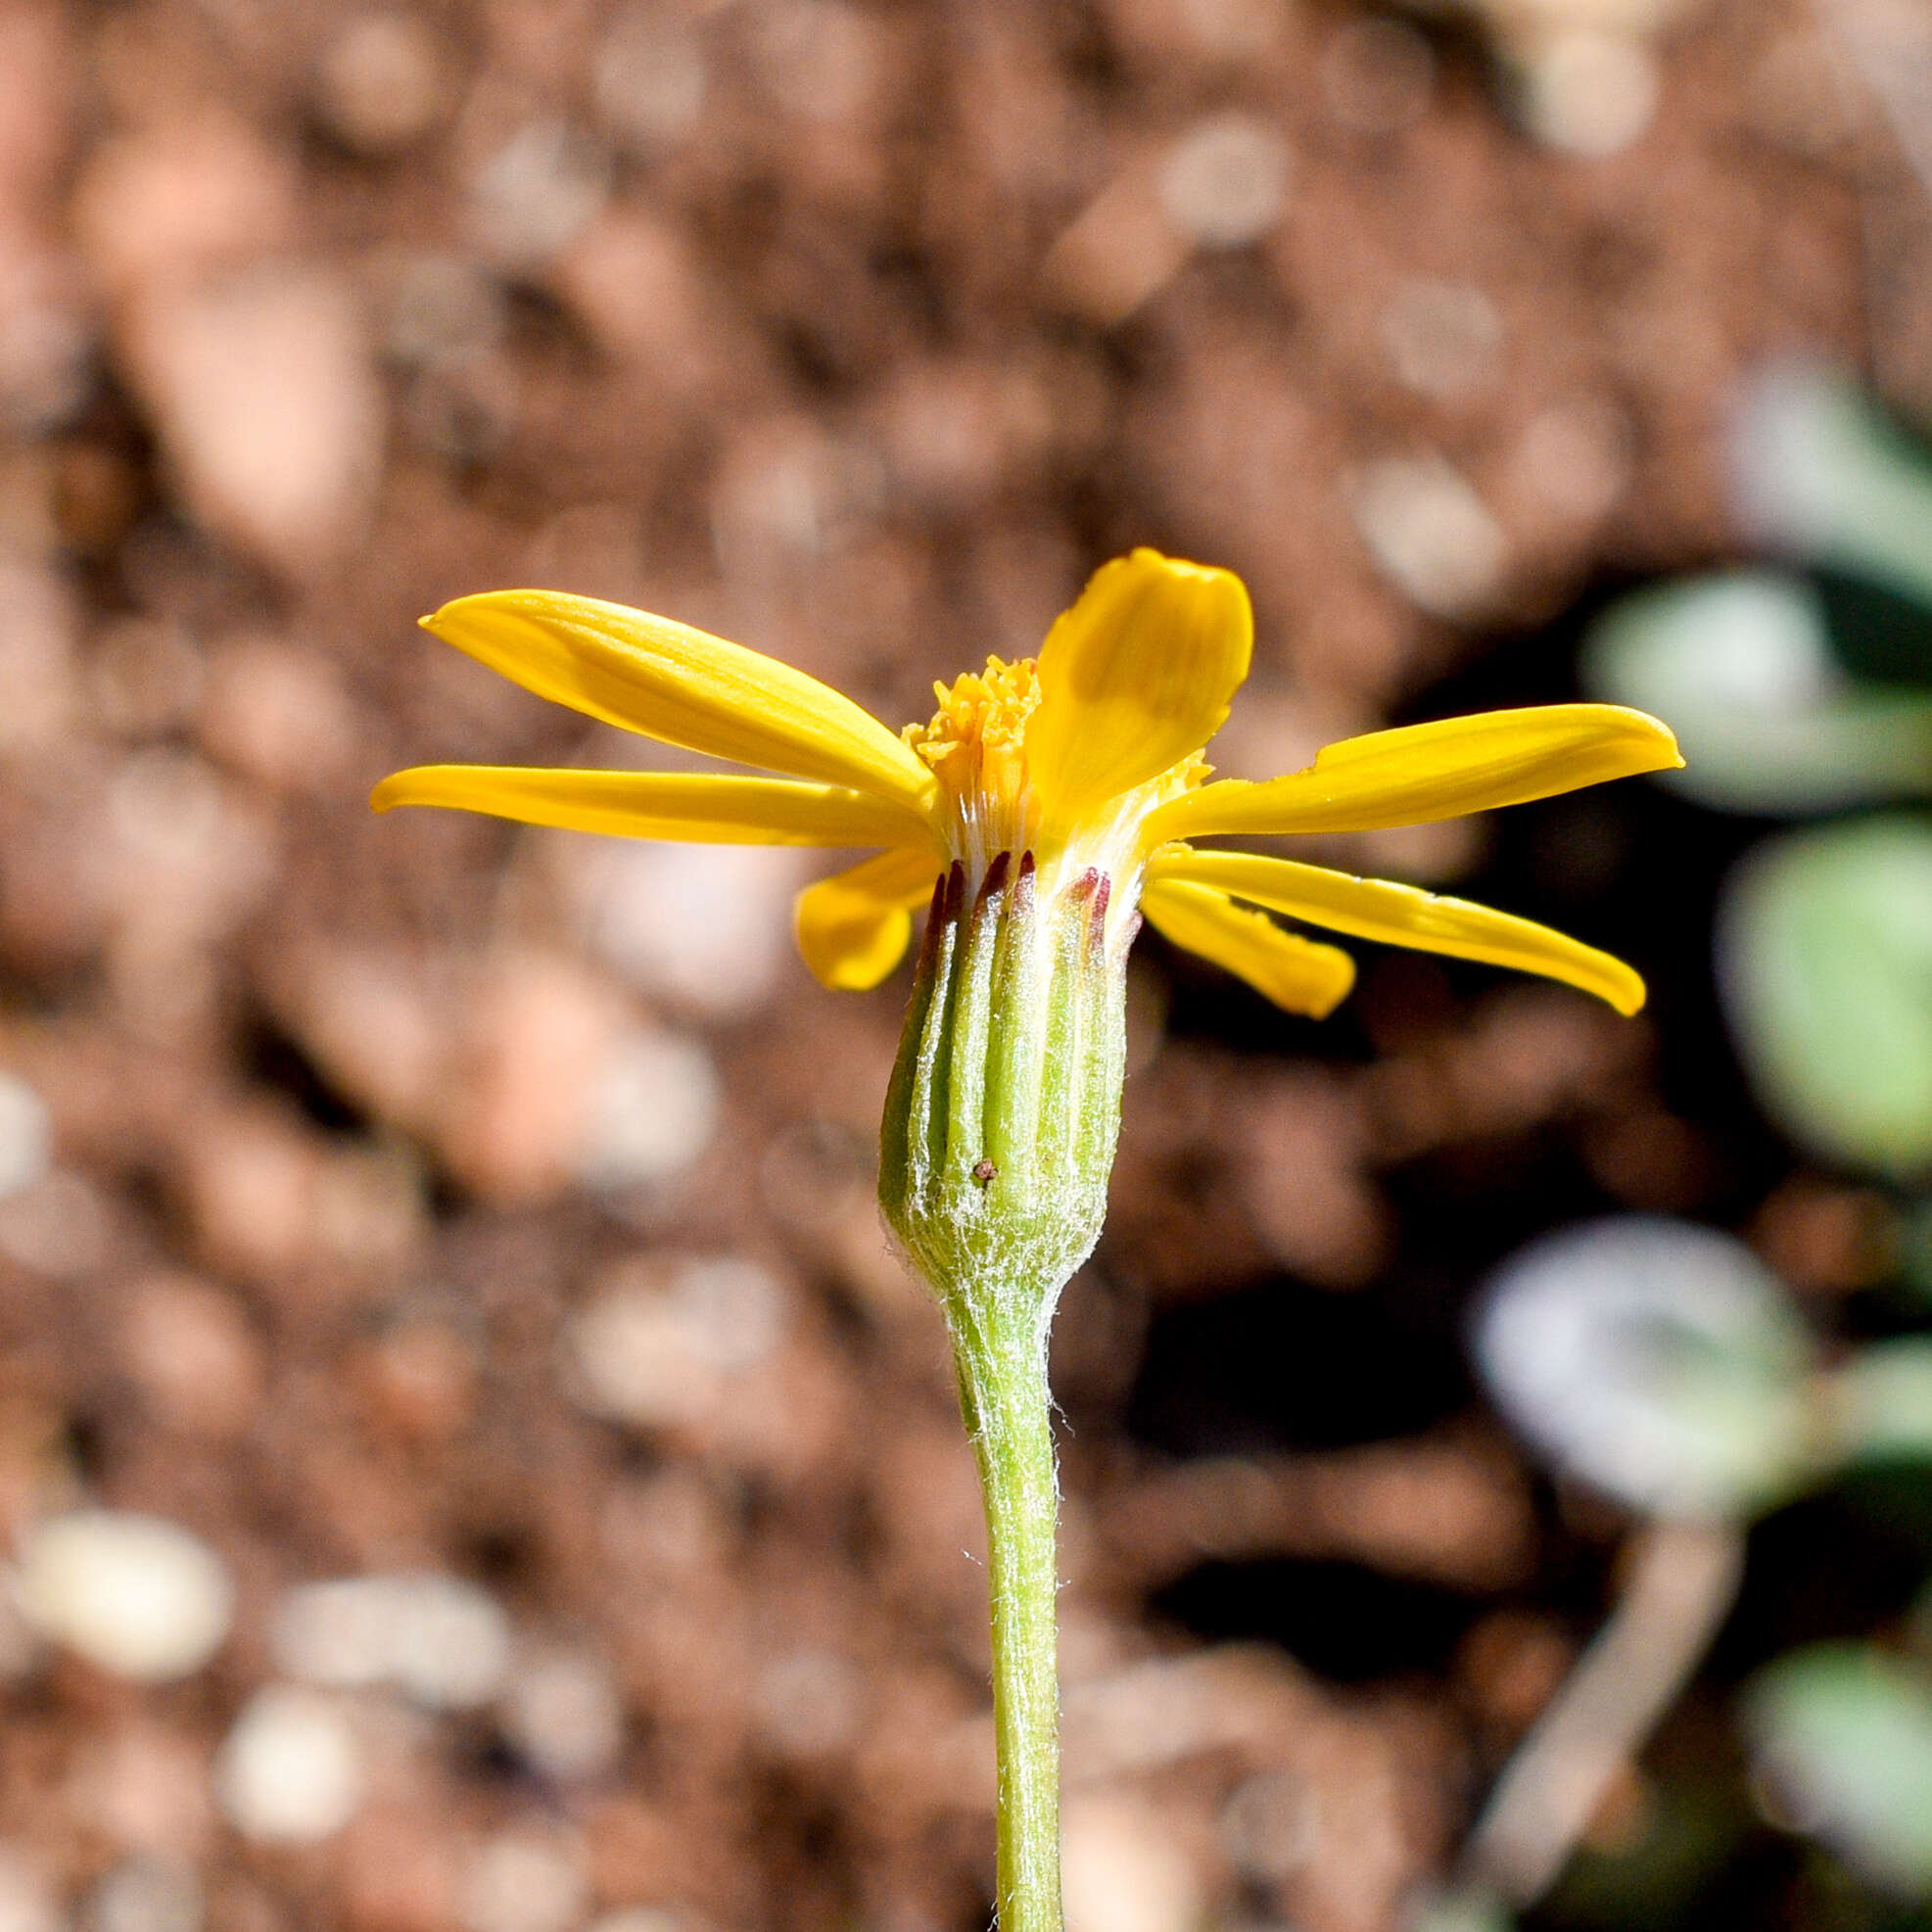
[372, 547, 1681, 1017]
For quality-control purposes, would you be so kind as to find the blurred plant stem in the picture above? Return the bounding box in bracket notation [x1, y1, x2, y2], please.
[1460, 1518, 1745, 1907]
[955, 1310, 1062, 1932]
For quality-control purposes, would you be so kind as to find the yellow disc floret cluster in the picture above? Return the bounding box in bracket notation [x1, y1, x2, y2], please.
[903, 655, 1046, 872]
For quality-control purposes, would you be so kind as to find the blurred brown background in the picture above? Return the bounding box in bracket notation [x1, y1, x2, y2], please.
[0, 2, 1916, 1931]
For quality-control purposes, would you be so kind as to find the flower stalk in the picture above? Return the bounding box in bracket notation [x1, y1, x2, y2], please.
[957, 1303, 1064, 1932]
[371, 546, 1682, 1932]
[881, 851, 1132, 1931]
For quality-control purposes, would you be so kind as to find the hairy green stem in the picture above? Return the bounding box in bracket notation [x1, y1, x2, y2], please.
[955, 1311, 1062, 1932]
[880, 854, 1130, 1932]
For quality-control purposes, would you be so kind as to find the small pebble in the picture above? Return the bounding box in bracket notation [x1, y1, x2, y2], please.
[1221, 1770, 1317, 1882]
[120, 262, 384, 581]
[577, 1028, 721, 1191]
[1349, 453, 1507, 619]
[501, 1647, 626, 1782]
[83, 1859, 200, 1932]
[385, 255, 506, 369]
[709, 419, 879, 579]
[1157, 115, 1292, 248]
[270, 1573, 512, 1711]
[460, 1831, 588, 1932]
[1505, 399, 1631, 528]
[581, 842, 805, 1020]
[120, 1274, 263, 1440]
[746, 0, 879, 123]
[15, 1511, 233, 1683]
[0, 562, 77, 754]
[752, 1649, 863, 1759]
[1379, 279, 1502, 401]
[213, 1687, 364, 1845]
[0, 1170, 109, 1278]
[472, 121, 610, 269]
[587, 1913, 683, 1932]
[593, 10, 707, 151]
[1518, 30, 1660, 158]
[0, 1075, 51, 1203]
[1042, 173, 1193, 326]
[568, 1255, 788, 1430]
[197, 637, 358, 798]
[1061, 1793, 1203, 1932]
[313, 14, 448, 157]
[0, 1848, 61, 1932]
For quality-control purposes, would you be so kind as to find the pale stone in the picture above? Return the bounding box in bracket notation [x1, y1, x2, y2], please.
[752, 1649, 863, 1759]
[1157, 115, 1291, 248]
[578, 841, 807, 1020]
[120, 263, 384, 581]
[594, 12, 706, 151]
[1043, 168, 1193, 326]
[270, 1573, 513, 1712]
[1349, 454, 1507, 619]
[472, 122, 610, 270]
[460, 1831, 588, 1932]
[1379, 280, 1503, 401]
[502, 1648, 626, 1782]
[1505, 399, 1632, 528]
[0, 1171, 109, 1278]
[1061, 1792, 1205, 1932]
[567, 1255, 787, 1431]
[197, 637, 358, 796]
[578, 1028, 721, 1191]
[72, 118, 295, 301]
[0, 1074, 50, 1202]
[1518, 31, 1660, 157]
[82, 1859, 199, 1932]
[0, 561, 76, 752]
[213, 1687, 364, 1844]
[0, 1848, 61, 1932]
[119, 1274, 263, 1440]
[313, 15, 448, 157]
[15, 1511, 232, 1682]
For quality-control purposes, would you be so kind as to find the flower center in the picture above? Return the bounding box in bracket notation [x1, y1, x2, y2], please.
[904, 652, 1211, 947]
[903, 656, 1045, 872]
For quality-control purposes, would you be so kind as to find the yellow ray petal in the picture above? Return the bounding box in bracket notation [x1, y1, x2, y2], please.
[422, 589, 936, 810]
[794, 846, 944, 991]
[1142, 878, 1356, 1018]
[370, 765, 939, 850]
[1144, 704, 1682, 844]
[1152, 848, 1646, 1014]
[1027, 549, 1252, 825]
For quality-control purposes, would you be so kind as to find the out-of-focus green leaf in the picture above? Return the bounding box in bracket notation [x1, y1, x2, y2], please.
[1581, 573, 1932, 815]
[1745, 1643, 1932, 1896]
[1718, 818, 1932, 1181]
[1828, 1340, 1932, 1466]
[1736, 365, 1932, 614]
[1475, 1217, 1818, 1519]
[1408, 1886, 1514, 1932]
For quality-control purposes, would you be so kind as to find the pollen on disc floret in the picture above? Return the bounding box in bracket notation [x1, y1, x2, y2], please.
[902, 656, 1046, 870]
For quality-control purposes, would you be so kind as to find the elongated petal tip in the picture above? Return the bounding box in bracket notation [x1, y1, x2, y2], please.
[1605, 966, 1648, 1017]
[1607, 703, 1685, 773]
